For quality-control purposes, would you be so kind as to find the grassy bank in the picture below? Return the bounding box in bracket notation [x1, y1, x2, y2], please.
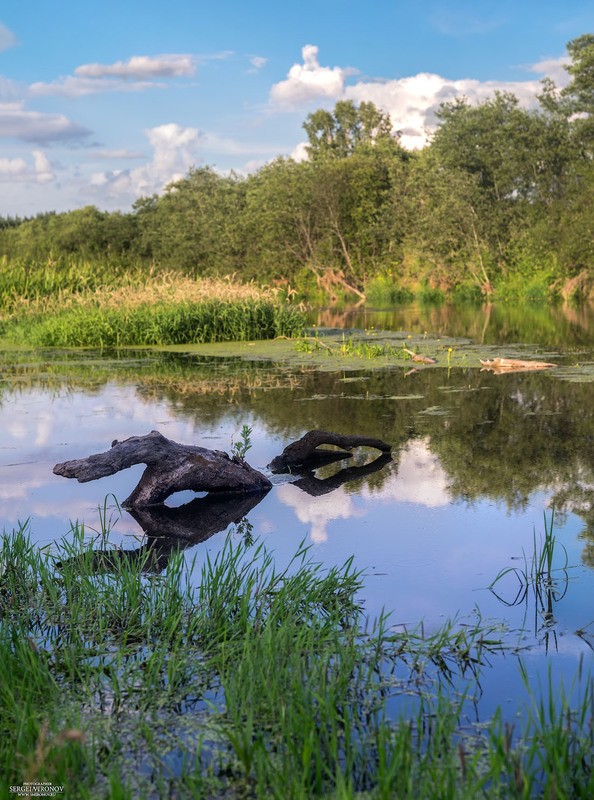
[0, 259, 306, 346]
[1, 522, 593, 798]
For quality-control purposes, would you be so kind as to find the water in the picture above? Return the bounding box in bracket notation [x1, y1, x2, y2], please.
[2, 302, 594, 726]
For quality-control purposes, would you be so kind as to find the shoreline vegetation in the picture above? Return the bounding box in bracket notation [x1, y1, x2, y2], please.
[2, 520, 593, 798]
[3, 34, 594, 310]
[0, 255, 593, 349]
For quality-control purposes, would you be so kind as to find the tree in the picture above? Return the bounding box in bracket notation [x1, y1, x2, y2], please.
[135, 167, 246, 275]
[303, 100, 401, 160]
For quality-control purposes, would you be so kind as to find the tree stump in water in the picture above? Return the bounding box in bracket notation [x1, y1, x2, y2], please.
[53, 430, 272, 507]
[268, 429, 392, 473]
[53, 429, 392, 508]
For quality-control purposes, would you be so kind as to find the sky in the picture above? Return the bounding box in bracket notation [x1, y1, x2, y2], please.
[0, 0, 593, 216]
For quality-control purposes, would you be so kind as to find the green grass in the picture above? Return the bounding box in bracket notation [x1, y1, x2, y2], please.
[6, 299, 305, 346]
[0, 256, 306, 346]
[1, 519, 593, 798]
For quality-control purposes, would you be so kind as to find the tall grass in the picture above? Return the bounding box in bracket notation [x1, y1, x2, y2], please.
[9, 299, 305, 346]
[0, 257, 306, 345]
[1, 520, 593, 798]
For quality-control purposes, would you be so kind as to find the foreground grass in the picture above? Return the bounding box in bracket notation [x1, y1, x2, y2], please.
[1, 524, 593, 798]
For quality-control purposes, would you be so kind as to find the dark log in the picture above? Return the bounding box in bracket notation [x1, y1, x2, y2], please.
[268, 429, 391, 473]
[53, 430, 271, 507]
[293, 452, 392, 497]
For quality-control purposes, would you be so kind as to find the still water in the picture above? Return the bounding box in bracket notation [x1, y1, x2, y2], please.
[2, 302, 594, 723]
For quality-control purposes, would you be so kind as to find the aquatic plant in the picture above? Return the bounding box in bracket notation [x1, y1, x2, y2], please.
[489, 512, 570, 649]
[230, 423, 253, 461]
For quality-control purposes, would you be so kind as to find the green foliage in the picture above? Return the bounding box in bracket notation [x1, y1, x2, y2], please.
[9, 299, 305, 347]
[366, 275, 415, 305]
[230, 424, 253, 461]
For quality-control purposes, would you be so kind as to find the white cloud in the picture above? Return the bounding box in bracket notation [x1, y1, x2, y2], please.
[269, 44, 357, 109]
[91, 123, 204, 199]
[249, 55, 268, 73]
[290, 141, 309, 162]
[0, 101, 90, 143]
[30, 76, 165, 97]
[345, 73, 546, 149]
[0, 22, 17, 52]
[75, 54, 196, 79]
[30, 52, 233, 97]
[272, 45, 569, 150]
[528, 56, 570, 87]
[92, 149, 146, 160]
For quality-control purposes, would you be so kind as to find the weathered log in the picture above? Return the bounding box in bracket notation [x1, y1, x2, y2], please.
[53, 430, 272, 507]
[268, 429, 391, 473]
[293, 451, 392, 497]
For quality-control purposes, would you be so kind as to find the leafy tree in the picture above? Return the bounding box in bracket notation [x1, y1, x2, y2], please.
[303, 100, 401, 160]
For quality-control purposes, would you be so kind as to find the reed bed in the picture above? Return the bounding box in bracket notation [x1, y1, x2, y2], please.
[11, 299, 305, 347]
[0, 257, 306, 346]
[1, 521, 593, 798]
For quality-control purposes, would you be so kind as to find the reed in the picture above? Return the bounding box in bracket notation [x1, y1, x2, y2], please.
[8, 299, 305, 346]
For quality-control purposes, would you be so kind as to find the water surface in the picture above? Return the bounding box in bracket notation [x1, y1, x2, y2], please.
[2, 304, 594, 725]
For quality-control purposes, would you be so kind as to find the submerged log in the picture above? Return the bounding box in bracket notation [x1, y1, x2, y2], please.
[268, 429, 391, 473]
[53, 430, 272, 507]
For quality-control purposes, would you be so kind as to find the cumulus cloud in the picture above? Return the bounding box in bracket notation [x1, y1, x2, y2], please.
[0, 101, 91, 143]
[528, 56, 570, 87]
[345, 73, 546, 149]
[272, 45, 568, 150]
[75, 54, 196, 79]
[270, 44, 357, 109]
[90, 123, 204, 198]
[0, 22, 17, 52]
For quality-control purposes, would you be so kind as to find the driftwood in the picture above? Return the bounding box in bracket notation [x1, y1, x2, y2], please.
[54, 429, 392, 511]
[403, 347, 437, 364]
[53, 430, 271, 507]
[293, 452, 392, 497]
[480, 357, 557, 373]
[268, 429, 391, 473]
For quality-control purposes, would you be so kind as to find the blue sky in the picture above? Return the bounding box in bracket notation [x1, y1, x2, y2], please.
[0, 0, 593, 216]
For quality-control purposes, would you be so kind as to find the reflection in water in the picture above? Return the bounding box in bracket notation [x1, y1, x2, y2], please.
[488, 517, 570, 653]
[311, 301, 594, 347]
[57, 449, 393, 571]
[57, 492, 268, 574]
[2, 346, 594, 656]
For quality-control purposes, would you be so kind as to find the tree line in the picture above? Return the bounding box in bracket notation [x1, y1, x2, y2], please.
[3, 34, 594, 301]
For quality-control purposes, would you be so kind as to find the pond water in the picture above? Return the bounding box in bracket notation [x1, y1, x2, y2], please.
[2, 301, 594, 727]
